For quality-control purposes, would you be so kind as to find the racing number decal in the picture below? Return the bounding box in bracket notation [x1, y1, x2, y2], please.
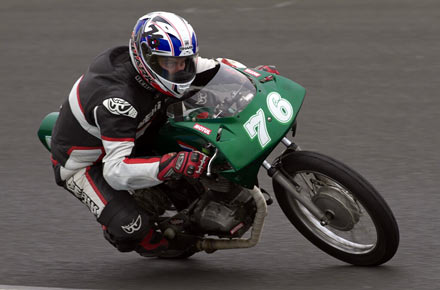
[267, 92, 293, 123]
[244, 92, 293, 148]
[244, 109, 271, 148]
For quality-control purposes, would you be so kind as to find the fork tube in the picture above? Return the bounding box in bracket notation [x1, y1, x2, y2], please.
[281, 137, 301, 151]
[281, 137, 292, 147]
[272, 170, 328, 224]
[262, 160, 326, 222]
[262, 160, 272, 170]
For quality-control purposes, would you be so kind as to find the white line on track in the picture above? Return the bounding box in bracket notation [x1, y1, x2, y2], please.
[0, 285, 94, 290]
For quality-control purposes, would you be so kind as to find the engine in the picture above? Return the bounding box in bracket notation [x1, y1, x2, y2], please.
[191, 176, 257, 238]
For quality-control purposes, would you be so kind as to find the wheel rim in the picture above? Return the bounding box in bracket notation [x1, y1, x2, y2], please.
[286, 171, 377, 254]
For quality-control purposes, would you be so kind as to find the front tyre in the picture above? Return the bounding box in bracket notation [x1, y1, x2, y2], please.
[273, 151, 399, 266]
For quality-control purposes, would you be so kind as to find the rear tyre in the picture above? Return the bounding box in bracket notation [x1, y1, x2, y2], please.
[273, 151, 399, 266]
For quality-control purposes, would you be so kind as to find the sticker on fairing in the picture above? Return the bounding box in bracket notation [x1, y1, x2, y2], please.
[193, 123, 212, 135]
[177, 140, 197, 152]
[244, 68, 261, 78]
[266, 92, 293, 123]
[243, 92, 294, 147]
[243, 108, 271, 148]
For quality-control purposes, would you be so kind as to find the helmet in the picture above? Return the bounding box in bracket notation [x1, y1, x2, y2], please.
[129, 12, 199, 98]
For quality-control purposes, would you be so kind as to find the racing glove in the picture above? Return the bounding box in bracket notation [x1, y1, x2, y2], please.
[157, 151, 210, 181]
[254, 65, 280, 75]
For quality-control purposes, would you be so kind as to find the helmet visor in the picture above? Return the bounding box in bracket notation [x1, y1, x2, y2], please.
[146, 54, 197, 84]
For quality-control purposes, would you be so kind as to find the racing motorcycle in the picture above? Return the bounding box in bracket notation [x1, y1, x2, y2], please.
[38, 61, 399, 266]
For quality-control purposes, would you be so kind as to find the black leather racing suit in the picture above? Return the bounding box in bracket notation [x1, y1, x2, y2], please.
[50, 46, 218, 254]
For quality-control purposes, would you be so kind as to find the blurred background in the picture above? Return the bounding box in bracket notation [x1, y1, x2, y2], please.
[0, 0, 439, 289]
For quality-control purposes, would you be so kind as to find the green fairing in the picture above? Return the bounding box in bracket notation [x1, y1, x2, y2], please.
[37, 112, 59, 152]
[155, 69, 306, 188]
[37, 67, 306, 188]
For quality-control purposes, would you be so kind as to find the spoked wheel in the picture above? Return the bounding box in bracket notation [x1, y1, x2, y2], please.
[273, 151, 399, 266]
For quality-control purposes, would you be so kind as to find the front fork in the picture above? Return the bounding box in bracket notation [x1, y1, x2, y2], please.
[262, 137, 332, 226]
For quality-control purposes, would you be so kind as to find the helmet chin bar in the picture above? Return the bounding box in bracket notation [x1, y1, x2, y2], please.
[155, 73, 194, 99]
[175, 83, 192, 97]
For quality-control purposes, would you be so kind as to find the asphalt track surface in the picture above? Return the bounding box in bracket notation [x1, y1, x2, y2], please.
[1, 0, 439, 289]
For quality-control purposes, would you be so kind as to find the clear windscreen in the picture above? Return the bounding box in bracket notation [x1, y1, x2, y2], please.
[167, 63, 256, 120]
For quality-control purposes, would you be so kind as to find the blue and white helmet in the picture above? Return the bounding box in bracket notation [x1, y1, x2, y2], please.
[129, 12, 199, 98]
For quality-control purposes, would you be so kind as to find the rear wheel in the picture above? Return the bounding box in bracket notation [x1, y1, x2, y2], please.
[273, 151, 399, 266]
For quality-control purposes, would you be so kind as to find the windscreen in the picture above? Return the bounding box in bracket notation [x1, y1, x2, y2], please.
[167, 63, 256, 120]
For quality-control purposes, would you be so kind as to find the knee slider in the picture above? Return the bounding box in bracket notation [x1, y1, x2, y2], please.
[98, 194, 152, 251]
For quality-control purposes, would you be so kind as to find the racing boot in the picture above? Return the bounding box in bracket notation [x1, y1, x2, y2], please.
[135, 228, 169, 257]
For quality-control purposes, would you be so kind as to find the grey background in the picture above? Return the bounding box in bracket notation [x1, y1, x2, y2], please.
[1, 0, 439, 289]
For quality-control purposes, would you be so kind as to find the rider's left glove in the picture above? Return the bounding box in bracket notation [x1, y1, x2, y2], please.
[157, 151, 210, 181]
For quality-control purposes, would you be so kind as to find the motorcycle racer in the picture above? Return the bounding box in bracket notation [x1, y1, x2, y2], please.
[50, 12, 216, 256]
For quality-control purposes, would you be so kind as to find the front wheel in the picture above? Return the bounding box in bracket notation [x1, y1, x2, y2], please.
[273, 151, 399, 266]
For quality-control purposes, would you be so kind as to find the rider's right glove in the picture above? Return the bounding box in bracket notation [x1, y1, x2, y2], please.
[157, 151, 210, 181]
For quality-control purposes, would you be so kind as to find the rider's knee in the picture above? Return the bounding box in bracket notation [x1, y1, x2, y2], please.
[97, 194, 152, 252]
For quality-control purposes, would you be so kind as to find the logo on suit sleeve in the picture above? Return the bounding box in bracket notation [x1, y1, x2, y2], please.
[103, 98, 138, 118]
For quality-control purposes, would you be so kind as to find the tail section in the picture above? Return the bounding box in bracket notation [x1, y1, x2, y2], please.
[37, 112, 59, 152]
